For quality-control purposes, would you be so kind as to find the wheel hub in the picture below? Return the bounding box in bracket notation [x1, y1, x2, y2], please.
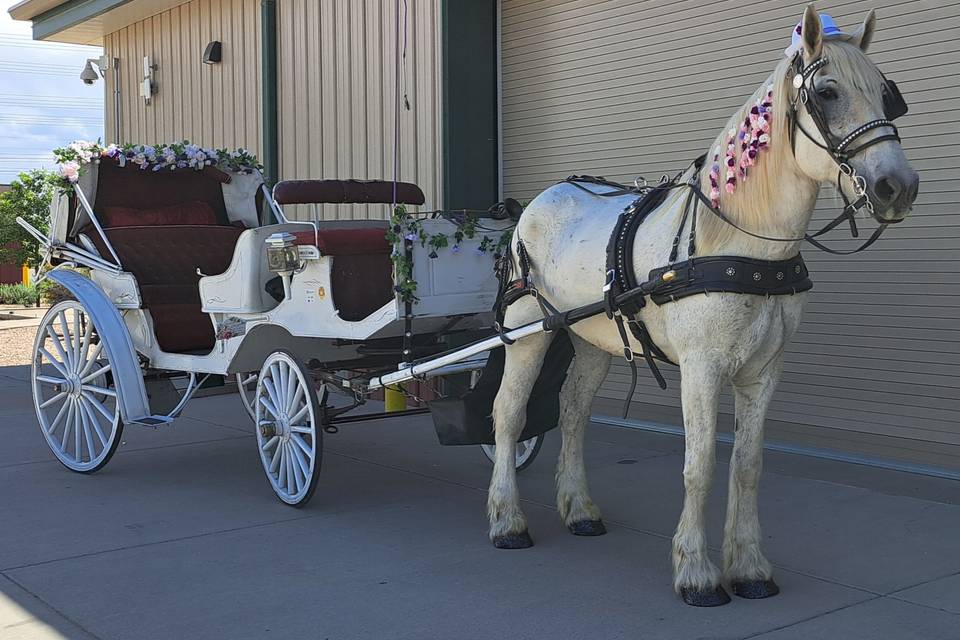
[65, 374, 82, 398]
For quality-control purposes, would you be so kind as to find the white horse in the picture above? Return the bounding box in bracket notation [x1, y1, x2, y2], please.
[487, 6, 919, 606]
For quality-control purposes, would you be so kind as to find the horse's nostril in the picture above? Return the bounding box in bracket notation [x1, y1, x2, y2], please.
[874, 176, 902, 204]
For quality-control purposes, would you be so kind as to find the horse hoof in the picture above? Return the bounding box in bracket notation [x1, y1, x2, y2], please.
[568, 519, 607, 536]
[492, 530, 534, 549]
[679, 586, 732, 607]
[731, 579, 780, 599]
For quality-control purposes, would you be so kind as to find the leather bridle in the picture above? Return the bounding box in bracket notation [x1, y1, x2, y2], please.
[781, 51, 908, 252]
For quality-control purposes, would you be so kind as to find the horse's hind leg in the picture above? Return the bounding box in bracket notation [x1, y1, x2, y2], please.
[487, 297, 552, 549]
[556, 333, 610, 535]
[723, 362, 783, 599]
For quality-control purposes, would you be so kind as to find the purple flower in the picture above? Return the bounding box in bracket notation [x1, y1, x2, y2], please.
[404, 232, 418, 242]
[451, 244, 461, 254]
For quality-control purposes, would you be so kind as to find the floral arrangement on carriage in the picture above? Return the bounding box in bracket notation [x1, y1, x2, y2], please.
[52, 140, 262, 188]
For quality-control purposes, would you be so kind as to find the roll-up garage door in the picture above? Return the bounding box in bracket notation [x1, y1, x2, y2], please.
[500, 0, 960, 469]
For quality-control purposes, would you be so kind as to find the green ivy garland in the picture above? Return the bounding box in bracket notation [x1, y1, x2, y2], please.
[386, 205, 514, 303]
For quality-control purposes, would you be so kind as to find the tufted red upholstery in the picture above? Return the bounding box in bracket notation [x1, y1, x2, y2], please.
[95, 160, 231, 225]
[103, 200, 219, 228]
[273, 179, 425, 206]
[92, 225, 243, 352]
[291, 228, 394, 321]
[291, 228, 391, 255]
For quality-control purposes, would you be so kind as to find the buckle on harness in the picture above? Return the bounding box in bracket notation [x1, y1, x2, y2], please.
[603, 269, 615, 294]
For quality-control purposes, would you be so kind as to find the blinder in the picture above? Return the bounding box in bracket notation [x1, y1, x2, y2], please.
[882, 75, 908, 121]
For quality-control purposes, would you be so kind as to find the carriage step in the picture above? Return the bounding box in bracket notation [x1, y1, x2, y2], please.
[128, 415, 176, 427]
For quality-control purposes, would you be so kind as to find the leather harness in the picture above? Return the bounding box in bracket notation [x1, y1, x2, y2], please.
[494, 52, 907, 417]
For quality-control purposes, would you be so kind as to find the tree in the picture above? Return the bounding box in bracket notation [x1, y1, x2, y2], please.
[0, 169, 60, 269]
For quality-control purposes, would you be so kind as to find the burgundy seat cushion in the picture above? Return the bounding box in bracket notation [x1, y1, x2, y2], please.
[292, 228, 393, 321]
[93, 225, 244, 353]
[103, 201, 219, 228]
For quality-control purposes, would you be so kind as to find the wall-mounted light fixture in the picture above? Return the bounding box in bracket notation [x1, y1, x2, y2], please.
[140, 55, 157, 103]
[202, 41, 222, 64]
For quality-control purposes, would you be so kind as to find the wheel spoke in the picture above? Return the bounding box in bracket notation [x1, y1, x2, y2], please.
[81, 363, 111, 384]
[57, 312, 75, 371]
[289, 403, 309, 426]
[286, 382, 304, 415]
[45, 326, 71, 372]
[36, 374, 67, 387]
[60, 400, 75, 452]
[38, 347, 69, 378]
[81, 390, 115, 422]
[40, 391, 67, 409]
[290, 424, 313, 434]
[278, 445, 289, 489]
[269, 440, 283, 473]
[277, 363, 288, 410]
[78, 400, 96, 462]
[262, 377, 281, 415]
[80, 396, 109, 447]
[82, 384, 116, 398]
[74, 399, 82, 460]
[285, 443, 296, 493]
[72, 311, 82, 371]
[258, 394, 280, 419]
[290, 434, 313, 466]
[285, 368, 298, 413]
[260, 435, 280, 452]
[290, 444, 306, 490]
[241, 373, 258, 386]
[79, 319, 93, 365]
[46, 396, 71, 435]
[77, 342, 103, 378]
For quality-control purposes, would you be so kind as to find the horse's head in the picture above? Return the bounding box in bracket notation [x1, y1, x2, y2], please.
[790, 6, 919, 223]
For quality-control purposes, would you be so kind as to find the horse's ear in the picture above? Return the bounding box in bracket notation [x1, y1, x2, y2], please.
[800, 5, 823, 60]
[849, 9, 876, 51]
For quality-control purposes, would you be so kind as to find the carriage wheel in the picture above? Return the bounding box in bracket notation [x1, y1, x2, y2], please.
[254, 351, 323, 506]
[236, 371, 258, 423]
[31, 300, 124, 473]
[480, 435, 544, 472]
[467, 369, 545, 472]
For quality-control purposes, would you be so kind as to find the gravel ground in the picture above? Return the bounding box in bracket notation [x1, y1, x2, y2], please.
[0, 326, 38, 367]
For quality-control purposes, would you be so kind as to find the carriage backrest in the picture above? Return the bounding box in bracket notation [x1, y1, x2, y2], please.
[93, 159, 232, 227]
[272, 179, 425, 206]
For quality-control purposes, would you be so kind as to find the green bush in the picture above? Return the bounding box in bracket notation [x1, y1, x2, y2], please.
[37, 278, 73, 305]
[0, 283, 38, 306]
[0, 169, 59, 269]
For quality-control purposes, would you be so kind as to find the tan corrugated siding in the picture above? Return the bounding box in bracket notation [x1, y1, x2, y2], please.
[102, 0, 262, 155]
[277, 0, 443, 221]
[501, 0, 960, 467]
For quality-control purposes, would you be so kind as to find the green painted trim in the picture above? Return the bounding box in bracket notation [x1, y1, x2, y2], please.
[441, 0, 498, 210]
[260, 0, 278, 189]
[32, 0, 132, 41]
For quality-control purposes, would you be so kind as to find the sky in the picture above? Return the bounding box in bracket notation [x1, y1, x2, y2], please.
[0, 0, 104, 184]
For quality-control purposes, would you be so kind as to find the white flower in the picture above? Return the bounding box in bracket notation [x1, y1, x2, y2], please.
[60, 161, 80, 183]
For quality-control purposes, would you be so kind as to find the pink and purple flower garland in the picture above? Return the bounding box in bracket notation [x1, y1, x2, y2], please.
[709, 85, 774, 208]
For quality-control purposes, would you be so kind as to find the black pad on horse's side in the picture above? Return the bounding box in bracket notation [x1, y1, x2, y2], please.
[428, 330, 574, 446]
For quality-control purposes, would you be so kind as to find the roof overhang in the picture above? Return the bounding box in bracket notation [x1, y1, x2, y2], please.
[8, 0, 190, 45]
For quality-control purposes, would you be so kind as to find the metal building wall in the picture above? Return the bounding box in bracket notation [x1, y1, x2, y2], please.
[276, 0, 443, 220]
[500, 0, 960, 468]
[102, 0, 262, 155]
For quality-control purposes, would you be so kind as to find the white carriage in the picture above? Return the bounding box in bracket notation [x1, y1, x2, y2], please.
[19, 154, 557, 505]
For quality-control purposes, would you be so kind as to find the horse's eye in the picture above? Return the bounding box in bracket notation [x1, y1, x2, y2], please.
[817, 87, 838, 100]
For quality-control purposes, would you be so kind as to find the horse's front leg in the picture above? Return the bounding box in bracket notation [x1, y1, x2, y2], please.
[723, 361, 784, 599]
[556, 334, 610, 535]
[674, 358, 730, 606]
[487, 300, 553, 548]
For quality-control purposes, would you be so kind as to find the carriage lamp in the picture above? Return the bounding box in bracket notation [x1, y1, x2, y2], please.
[266, 232, 299, 274]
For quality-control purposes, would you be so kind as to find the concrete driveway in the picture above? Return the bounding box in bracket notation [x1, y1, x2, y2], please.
[1, 362, 958, 639]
